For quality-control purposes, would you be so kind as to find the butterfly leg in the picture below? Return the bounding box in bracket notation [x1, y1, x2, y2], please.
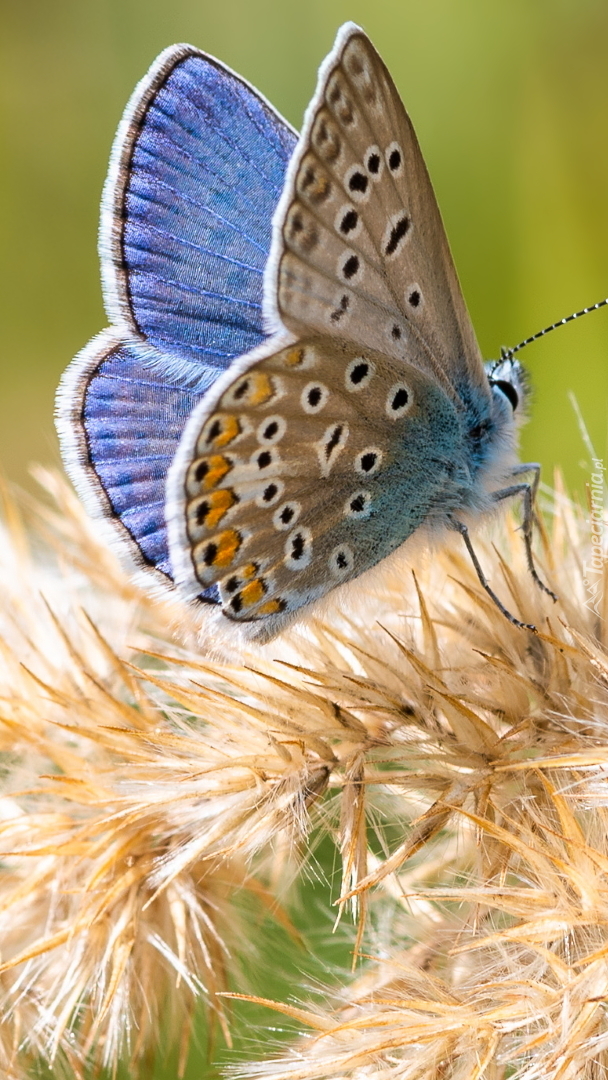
[491, 466, 558, 603]
[451, 519, 538, 631]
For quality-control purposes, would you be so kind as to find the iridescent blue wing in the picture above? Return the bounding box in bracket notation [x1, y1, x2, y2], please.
[56, 45, 296, 599]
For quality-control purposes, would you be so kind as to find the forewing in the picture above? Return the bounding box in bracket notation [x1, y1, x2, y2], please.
[57, 46, 296, 599]
[267, 23, 488, 399]
[103, 44, 296, 365]
[167, 336, 463, 632]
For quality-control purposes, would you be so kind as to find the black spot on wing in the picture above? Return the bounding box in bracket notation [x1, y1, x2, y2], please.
[385, 215, 410, 257]
[330, 294, 350, 322]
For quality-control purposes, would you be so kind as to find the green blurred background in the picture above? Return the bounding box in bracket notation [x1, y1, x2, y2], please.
[2, 0, 608, 492]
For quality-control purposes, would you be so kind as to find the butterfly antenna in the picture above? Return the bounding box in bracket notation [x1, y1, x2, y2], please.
[501, 297, 608, 361]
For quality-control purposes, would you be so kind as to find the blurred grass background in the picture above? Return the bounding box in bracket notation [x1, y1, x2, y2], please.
[2, 0, 608, 492]
[2, 2, 608, 1075]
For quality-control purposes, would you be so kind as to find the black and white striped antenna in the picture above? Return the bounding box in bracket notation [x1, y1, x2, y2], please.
[501, 297, 608, 361]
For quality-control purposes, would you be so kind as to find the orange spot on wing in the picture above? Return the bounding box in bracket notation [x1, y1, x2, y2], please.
[248, 373, 273, 406]
[285, 347, 305, 368]
[202, 455, 232, 490]
[257, 598, 286, 615]
[194, 489, 237, 529]
[239, 579, 267, 607]
[204, 529, 242, 568]
[239, 562, 258, 581]
[205, 415, 241, 448]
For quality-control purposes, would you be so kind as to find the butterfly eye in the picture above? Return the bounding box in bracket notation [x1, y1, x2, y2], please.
[492, 379, 519, 411]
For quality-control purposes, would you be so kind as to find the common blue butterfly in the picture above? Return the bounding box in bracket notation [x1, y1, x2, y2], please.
[56, 23, 556, 640]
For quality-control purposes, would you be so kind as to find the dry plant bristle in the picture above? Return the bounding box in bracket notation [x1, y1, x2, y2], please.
[0, 466, 606, 1079]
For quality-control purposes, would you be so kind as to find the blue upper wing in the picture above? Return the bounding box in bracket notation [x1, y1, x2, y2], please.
[57, 46, 296, 598]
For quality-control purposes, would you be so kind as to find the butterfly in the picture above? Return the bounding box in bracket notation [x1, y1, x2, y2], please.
[56, 23, 555, 641]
